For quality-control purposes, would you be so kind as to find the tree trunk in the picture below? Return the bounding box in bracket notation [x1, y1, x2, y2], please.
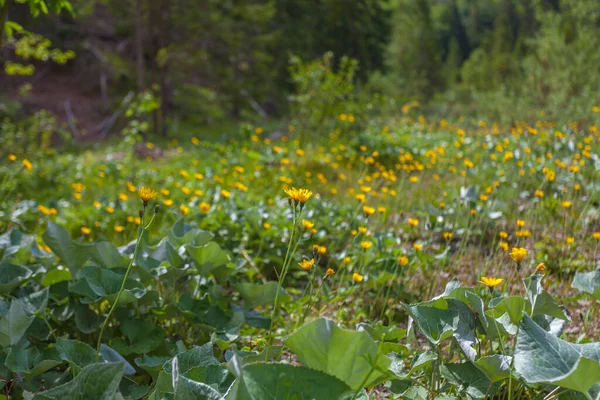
[134, 0, 145, 91]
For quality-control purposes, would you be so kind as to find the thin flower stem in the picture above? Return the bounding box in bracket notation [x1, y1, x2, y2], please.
[95, 207, 149, 362]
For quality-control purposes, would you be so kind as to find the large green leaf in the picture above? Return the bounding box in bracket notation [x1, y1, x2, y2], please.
[0, 301, 35, 346]
[5, 346, 62, 376]
[226, 359, 354, 400]
[236, 282, 290, 309]
[441, 362, 498, 399]
[75, 303, 99, 334]
[174, 375, 224, 400]
[0, 229, 36, 262]
[0, 262, 32, 294]
[187, 242, 230, 276]
[514, 314, 600, 398]
[42, 222, 91, 272]
[284, 318, 391, 390]
[33, 362, 124, 400]
[572, 270, 600, 300]
[41, 268, 72, 287]
[55, 338, 98, 368]
[69, 265, 146, 305]
[523, 273, 569, 321]
[111, 319, 164, 355]
[89, 241, 127, 269]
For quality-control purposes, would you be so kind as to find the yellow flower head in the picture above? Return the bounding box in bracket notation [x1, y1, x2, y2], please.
[516, 219, 525, 227]
[413, 243, 423, 250]
[352, 272, 364, 283]
[408, 218, 419, 227]
[8, 154, 17, 162]
[298, 258, 315, 271]
[479, 276, 504, 289]
[302, 219, 315, 230]
[284, 187, 313, 205]
[536, 263, 546, 273]
[593, 232, 600, 240]
[81, 227, 91, 235]
[363, 205, 376, 216]
[343, 256, 351, 265]
[561, 200, 572, 209]
[199, 202, 211, 213]
[114, 225, 124, 233]
[510, 247, 527, 263]
[361, 241, 373, 250]
[499, 241, 509, 251]
[138, 187, 157, 204]
[397, 256, 409, 266]
[313, 245, 327, 255]
[22, 159, 32, 171]
[325, 268, 335, 277]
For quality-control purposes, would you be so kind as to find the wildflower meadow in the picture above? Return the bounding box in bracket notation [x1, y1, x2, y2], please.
[3, 0, 600, 399]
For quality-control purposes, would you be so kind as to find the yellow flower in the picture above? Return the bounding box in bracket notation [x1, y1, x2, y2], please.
[499, 241, 509, 252]
[442, 232, 453, 240]
[343, 256, 351, 265]
[263, 222, 271, 229]
[593, 232, 600, 240]
[283, 187, 313, 204]
[22, 159, 32, 171]
[81, 227, 91, 235]
[499, 231, 508, 239]
[180, 204, 189, 215]
[413, 243, 423, 250]
[361, 241, 372, 250]
[106, 206, 115, 214]
[114, 225, 124, 233]
[352, 272, 364, 283]
[326, 268, 335, 277]
[516, 220, 525, 227]
[302, 220, 315, 230]
[358, 226, 368, 234]
[397, 256, 409, 266]
[313, 245, 327, 255]
[298, 258, 315, 271]
[535, 190, 544, 197]
[138, 187, 157, 204]
[363, 205, 375, 216]
[119, 193, 128, 202]
[566, 236, 575, 245]
[561, 200, 572, 209]
[93, 201, 101, 209]
[8, 154, 17, 162]
[479, 276, 504, 289]
[408, 218, 419, 227]
[221, 189, 231, 198]
[199, 202, 211, 213]
[536, 263, 546, 273]
[163, 199, 174, 207]
[510, 247, 527, 263]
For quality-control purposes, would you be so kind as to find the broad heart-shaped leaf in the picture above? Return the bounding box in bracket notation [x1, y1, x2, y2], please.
[174, 375, 224, 400]
[486, 296, 527, 335]
[0, 301, 35, 346]
[441, 362, 499, 399]
[41, 268, 72, 287]
[0, 262, 32, 294]
[42, 222, 91, 272]
[75, 303, 99, 334]
[402, 298, 476, 346]
[572, 270, 600, 300]
[169, 217, 213, 247]
[89, 240, 127, 269]
[235, 282, 290, 309]
[55, 338, 98, 368]
[226, 360, 354, 400]
[111, 318, 164, 355]
[515, 314, 600, 398]
[5, 345, 62, 376]
[69, 265, 146, 305]
[187, 242, 230, 276]
[33, 362, 125, 400]
[284, 318, 391, 390]
[0, 229, 36, 262]
[163, 343, 220, 375]
[523, 273, 570, 321]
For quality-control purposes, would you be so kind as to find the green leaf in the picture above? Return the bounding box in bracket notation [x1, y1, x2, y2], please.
[441, 362, 498, 399]
[33, 362, 124, 400]
[226, 360, 354, 400]
[174, 375, 224, 400]
[236, 282, 289, 309]
[89, 241, 127, 269]
[486, 296, 527, 335]
[5, 346, 62, 376]
[0, 262, 32, 294]
[0, 229, 35, 262]
[114, 319, 164, 355]
[187, 242, 230, 276]
[163, 343, 220, 375]
[523, 273, 569, 321]
[284, 318, 391, 390]
[572, 270, 600, 300]
[0, 301, 35, 346]
[69, 265, 146, 305]
[55, 338, 97, 368]
[514, 314, 600, 398]
[75, 303, 99, 334]
[41, 268, 72, 287]
[42, 222, 90, 272]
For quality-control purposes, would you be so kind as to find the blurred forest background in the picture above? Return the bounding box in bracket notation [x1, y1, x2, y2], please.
[1, 0, 600, 143]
